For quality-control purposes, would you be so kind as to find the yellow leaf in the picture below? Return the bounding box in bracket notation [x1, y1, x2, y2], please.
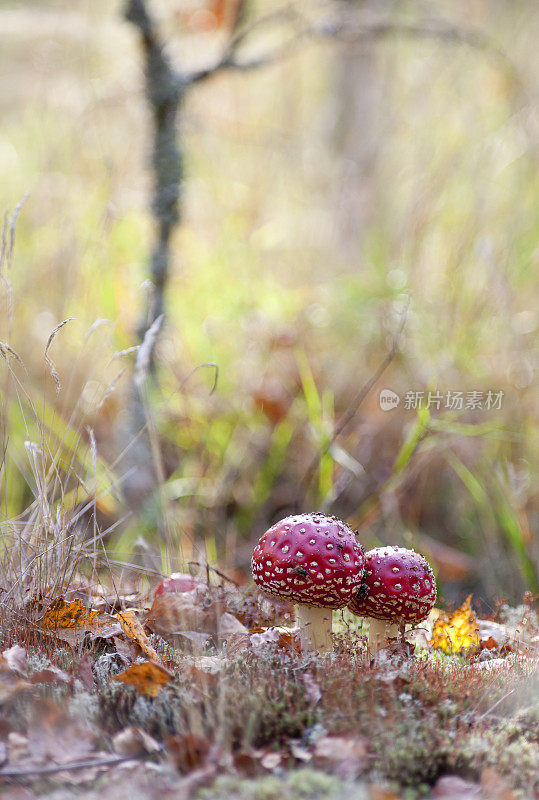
[113, 661, 173, 697]
[429, 595, 480, 654]
[116, 610, 161, 663]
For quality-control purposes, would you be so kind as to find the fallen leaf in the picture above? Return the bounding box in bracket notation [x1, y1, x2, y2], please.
[369, 788, 403, 800]
[0, 658, 33, 703]
[167, 733, 210, 773]
[290, 740, 312, 763]
[478, 620, 513, 651]
[234, 749, 264, 778]
[218, 612, 247, 637]
[112, 635, 139, 662]
[313, 736, 368, 779]
[27, 699, 95, 763]
[36, 598, 118, 647]
[480, 766, 517, 800]
[2, 646, 26, 673]
[431, 774, 481, 798]
[224, 632, 251, 656]
[28, 667, 71, 685]
[113, 661, 173, 697]
[260, 751, 282, 770]
[250, 626, 300, 652]
[76, 654, 94, 692]
[430, 596, 480, 654]
[116, 610, 161, 662]
[113, 726, 161, 756]
[146, 585, 224, 640]
[7, 732, 29, 762]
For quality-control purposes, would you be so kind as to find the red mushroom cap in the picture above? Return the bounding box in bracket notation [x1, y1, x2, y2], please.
[348, 546, 436, 624]
[251, 513, 365, 608]
[154, 572, 198, 598]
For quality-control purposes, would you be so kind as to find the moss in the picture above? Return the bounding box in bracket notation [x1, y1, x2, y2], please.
[197, 770, 369, 800]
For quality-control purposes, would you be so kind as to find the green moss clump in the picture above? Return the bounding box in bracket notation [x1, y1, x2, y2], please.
[197, 770, 369, 800]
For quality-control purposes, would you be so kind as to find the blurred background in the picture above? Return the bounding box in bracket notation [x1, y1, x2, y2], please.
[0, 0, 537, 610]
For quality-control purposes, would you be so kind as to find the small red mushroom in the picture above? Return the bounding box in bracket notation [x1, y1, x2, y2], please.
[251, 513, 365, 652]
[348, 546, 436, 654]
[154, 572, 198, 598]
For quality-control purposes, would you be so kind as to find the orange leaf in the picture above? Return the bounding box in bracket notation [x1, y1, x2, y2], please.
[429, 595, 480, 654]
[36, 598, 119, 646]
[113, 661, 173, 697]
[116, 610, 161, 663]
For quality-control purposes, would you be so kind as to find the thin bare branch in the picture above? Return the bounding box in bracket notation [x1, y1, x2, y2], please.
[0, 755, 136, 779]
[184, 10, 520, 89]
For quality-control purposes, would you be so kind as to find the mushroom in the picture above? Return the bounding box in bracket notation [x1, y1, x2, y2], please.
[154, 573, 198, 597]
[348, 546, 436, 654]
[251, 513, 365, 653]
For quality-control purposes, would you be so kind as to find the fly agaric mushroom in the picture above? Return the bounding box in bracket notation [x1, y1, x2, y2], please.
[348, 546, 436, 654]
[251, 513, 365, 652]
[154, 573, 198, 597]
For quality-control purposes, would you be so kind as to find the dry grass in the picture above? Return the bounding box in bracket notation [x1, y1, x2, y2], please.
[0, 0, 538, 615]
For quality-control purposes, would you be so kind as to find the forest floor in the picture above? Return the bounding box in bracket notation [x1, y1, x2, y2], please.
[0, 579, 536, 800]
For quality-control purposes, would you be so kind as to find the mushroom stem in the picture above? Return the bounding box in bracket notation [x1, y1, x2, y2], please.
[296, 605, 332, 653]
[367, 618, 388, 654]
[387, 622, 399, 641]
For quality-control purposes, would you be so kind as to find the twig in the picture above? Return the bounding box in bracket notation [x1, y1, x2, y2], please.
[183, 11, 520, 90]
[188, 560, 240, 587]
[0, 755, 136, 780]
[301, 298, 409, 496]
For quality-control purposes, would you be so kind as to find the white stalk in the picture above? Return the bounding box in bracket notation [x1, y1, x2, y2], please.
[367, 617, 388, 654]
[386, 622, 399, 641]
[296, 605, 332, 653]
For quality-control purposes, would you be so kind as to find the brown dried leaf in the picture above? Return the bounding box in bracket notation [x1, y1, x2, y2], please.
[313, 736, 368, 779]
[167, 733, 210, 773]
[249, 626, 300, 653]
[116, 610, 161, 662]
[112, 726, 161, 756]
[218, 612, 247, 638]
[113, 661, 173, 697]
[480, 767, 518, 800]
[431, 774, 480, 798]
[76, 654, 94, 692]
[146, 586, 224, 639]
[28, 667, 71, 686]
[0, 658, 33, 703]
[478, 620, 513, 651]
[27, 699, 95, 763]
